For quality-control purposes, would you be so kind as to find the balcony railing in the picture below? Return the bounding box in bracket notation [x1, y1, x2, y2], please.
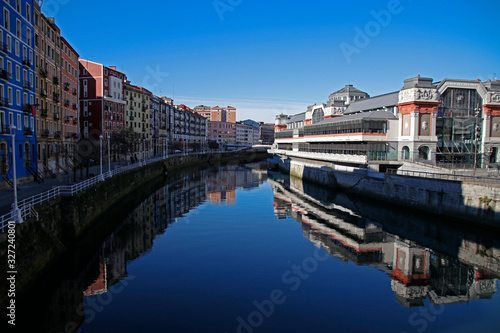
[53, 92, 60, 103]
[24, 127, 33, 136]
[22, 58, 31, 67]
[64, 116, 70, 123]
[54, 131, 61, 138]
[72, 103, 77, 110]
[0, 69, 9, 80]
[54, 113, 60, 121]
[63, 82, 70, 91]
[40, 68, 48, 77]
[72, 119, 78, 125]
[0, 42, 7, 54]
[40, 109, 48, 117]
[64, 100, 70, 107]
[0, 97, 9, 108]
[23, 80, 32, 90]
[22, 104, 32, 114]
[72, 88, 77, 95]
[41, 129, 50, 137]
[53, 76, 59, 85]
[0, 125, 10, 135]
[41, 90, 47, 97]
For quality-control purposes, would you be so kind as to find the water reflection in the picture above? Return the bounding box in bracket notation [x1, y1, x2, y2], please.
[19, 164, 267, 333]
[269, 173, 500, 308]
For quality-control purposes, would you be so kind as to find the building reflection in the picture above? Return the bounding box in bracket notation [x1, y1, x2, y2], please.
[26, 165, 267, 333]
[82, 166, 267, 299]
[270, 175, 499, 307]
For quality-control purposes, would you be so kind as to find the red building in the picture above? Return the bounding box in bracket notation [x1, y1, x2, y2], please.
[79, 59, 127, 140]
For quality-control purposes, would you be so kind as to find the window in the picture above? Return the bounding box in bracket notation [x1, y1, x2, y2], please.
[26, 28, 31, 46]
[6, 35, 10, 52]
[16, 19, 21, 38]
[26, 4, 31, 22]
[8, 87, 12, 104]
[3, 9, 9, 30]
[15, 65, 19, 81]
[15, 40, 19, 56]
[16, 0, 21, 13]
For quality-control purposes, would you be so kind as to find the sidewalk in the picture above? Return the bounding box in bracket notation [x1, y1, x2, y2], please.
[0, 159, 131, 216]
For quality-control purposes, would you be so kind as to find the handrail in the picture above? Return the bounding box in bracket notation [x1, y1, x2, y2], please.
[0, 152, 211, 232]
[386, 168, 500, 184]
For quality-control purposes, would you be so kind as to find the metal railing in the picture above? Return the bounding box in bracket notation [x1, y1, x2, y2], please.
[386, 169, 500, 185]
[0, 152, 205, 231]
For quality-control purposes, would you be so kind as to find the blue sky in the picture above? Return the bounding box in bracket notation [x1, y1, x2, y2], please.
[43, 0, 500, 122]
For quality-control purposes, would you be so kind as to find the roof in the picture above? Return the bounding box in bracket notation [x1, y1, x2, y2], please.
[288, 112, 306, 123]
[314, 110, 397, 126]
[344, 92, 399, 114]
[332, 84, 366, 95]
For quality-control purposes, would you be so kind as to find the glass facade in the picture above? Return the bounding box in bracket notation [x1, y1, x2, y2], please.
[436, 88, 482, 167]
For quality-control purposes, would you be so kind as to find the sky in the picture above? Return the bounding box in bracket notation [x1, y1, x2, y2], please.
[42, 0, 500, 123]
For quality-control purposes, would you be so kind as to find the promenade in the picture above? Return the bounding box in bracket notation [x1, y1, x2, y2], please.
[0, 158, 153, 216]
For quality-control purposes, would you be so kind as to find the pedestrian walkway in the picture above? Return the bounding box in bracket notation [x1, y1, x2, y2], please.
[0, 159, 131, 216]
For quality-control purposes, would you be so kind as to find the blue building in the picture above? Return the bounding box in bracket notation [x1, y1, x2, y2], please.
[0, 0, 37, 188]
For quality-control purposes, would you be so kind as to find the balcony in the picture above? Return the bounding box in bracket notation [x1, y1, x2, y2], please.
[72, 103, 77, 110]
[72, 119, 78, 125]
[40, 109, 48, 117]
[72, 88, 77, 95]
[41, 89, 48, 97]
[22, 104, 32, 114]
[53, 76, 59, 85]
[0, 97, 9, 108]
[54, 113, 60, 121]
[22, 58, 31, 67]
[40, 68, 48, 77]
[54, 131, 61, 138]
[71, 133, 78, 139]
[0, 42, 7, 55]
[63, 82, 70, 91]
[23, 80, 32, 90]
[53, 92, 60, 103]
[0, 125, 9, 135]
[0, 69, 9, 81]
[41, 129, 50, 137]
[64, 100, 70, 107]
[64, 116, 70, 123]
[24, 127, 33, 136]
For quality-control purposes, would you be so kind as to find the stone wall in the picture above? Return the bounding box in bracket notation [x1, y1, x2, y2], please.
[273, 154, 500, 228]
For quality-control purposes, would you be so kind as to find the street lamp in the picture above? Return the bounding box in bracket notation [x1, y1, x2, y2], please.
[10, 125, 22, 223]
[99, 135, 103, 180]
[107, 135, 111, 174]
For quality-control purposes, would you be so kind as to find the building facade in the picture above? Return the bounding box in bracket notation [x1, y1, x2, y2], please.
[274, 76, 500, 170]
[124, 81, 152, 158]
[207, 120, 235, 146]
[195, 105, 236, 123]
[59, 36, 79, 169]
[79, 60, 126, 163]
[0, 0, 37, 188]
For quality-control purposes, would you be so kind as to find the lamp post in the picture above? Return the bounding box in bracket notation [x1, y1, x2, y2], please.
[107, 135, 111, 174]
[99, 135, 103, 180]
[10, 125, 22, 223]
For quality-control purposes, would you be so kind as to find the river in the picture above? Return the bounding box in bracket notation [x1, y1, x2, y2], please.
[12, 163, 500, 332]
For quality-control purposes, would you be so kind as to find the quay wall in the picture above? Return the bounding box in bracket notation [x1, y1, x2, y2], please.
[272, 155, 500, 229]
[0, 151, 268, 307]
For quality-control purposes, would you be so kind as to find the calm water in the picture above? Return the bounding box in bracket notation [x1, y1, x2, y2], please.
[14, 165, 500, 332]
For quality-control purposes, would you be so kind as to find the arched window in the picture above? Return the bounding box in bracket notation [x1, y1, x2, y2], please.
[418, 146, 430, 160]
[402, 146, 410, 160]
[312, 109, 324, 124]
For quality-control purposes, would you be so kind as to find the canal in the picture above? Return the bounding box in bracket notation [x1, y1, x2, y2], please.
[12, 163, 500, 332]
